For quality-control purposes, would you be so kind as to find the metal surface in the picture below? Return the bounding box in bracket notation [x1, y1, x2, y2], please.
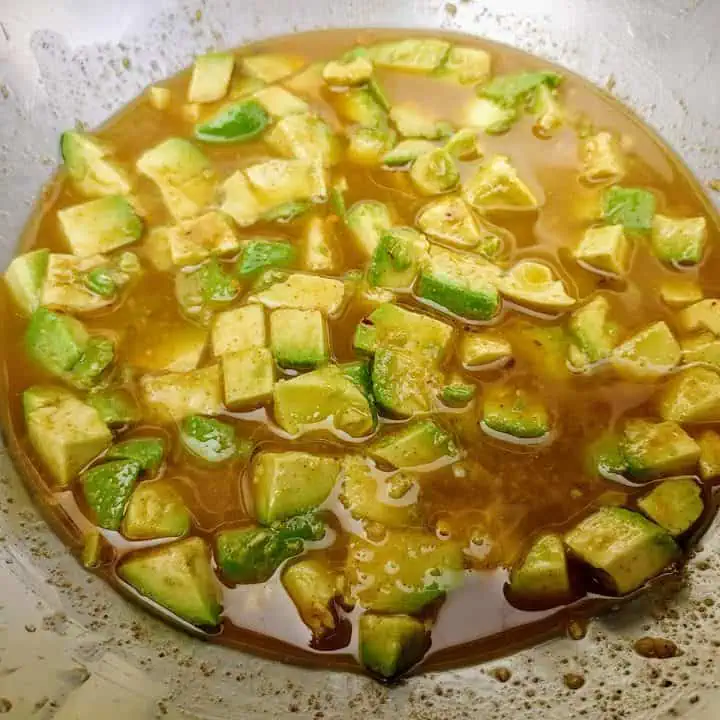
[1, 0, 719, 717]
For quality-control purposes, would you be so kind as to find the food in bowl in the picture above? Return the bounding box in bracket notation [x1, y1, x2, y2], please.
[1, 28, 718, 680]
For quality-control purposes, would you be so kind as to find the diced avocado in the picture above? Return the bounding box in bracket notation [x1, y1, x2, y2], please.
[211, 304, 266, 357]
[274, 365, 375, 437]
[417, 244, 501, 320]
[251, 451, 341, 524]
[369, 38, 451, 72]
[497, 261, 574, 312]
[187, 52, 234, 103]
[459, 331, 512, 367]
[439, 46, 491, 85]
[369, 419, 458, 469]
[82, 459, 141, 530]
[148, 85, 172, 110]
[383, 139, 436, 168]
[180, 415, 238, 463]
[23, 385, 112, 486]
[506, 322, 570, 381]
[564, 507, 680, 595]
[698, 430, 720, 480]
[25, 307, 89, 376]
[245, 159, 326, 215]
[359, 613, 429, 680]
[482, 384, 550, 440]
[136, 138, 216, 221]
[390, 104, 452, 139]
[241, 53, 305, 83]
[651, 215, 707, 266]
[236, 238, 296, 278]
[166, 211, 239, 267]
[250, 272, 346, 316]
[410, 148, 459, 196]
[416, 196, 486, 251]
[346, 126, 395, 166]
[335, 87, 387, 127]
[368, 228, 429, 290]
[118, 537, 221, 626]
[638, 478, 703, 537]
[677, 299, 720, 336]
[659, 278, 702, 309]
[480, 70, 562, 108]
[346, 201, 393, 257]
[141, 227, 173, 271]
[602, 186, 656, 233]
[41, 254, 116, 314]
[586, 431, 628, 479]
[353, 303, 453, 363]
[4, 249, 49, 315]
[622, 418, 700, 478]
[568, 296, 620, 368]
[60, 131, 132, 198]
[574, 224, 630, 276]
[69, 336, 115, 389]
[252, 86, 309, 118]
[58, 196, 142, 258]
[301, 216, 336, 273]
[283, 558, 339, 637]
[86, 389, 140, 427]
[579, 132, 626, 183]
[265, 113, 340, 167]
[509, 534, 571, 603]
[228, 75, 268, 99]
[262, 201, 312, 223]
[269, 307, 328, 369]
[339, 456, 419, 527]
[441, 382, 476, 407]
[464, 97, 517, 134]
[220, 171, 261, 228]
[679, 332, 720, 367]
[122, 480, 190, 540]
[221, 347, 275, 409]
[532, 83, 564, 135]
[106, 437, 166, 473]
[444, 128, 481, 160]
[659, 367, 720, 423]
[463, 155, 538, 211]
[175, 258, 239, 326]
[372, 348, 434, 418]
[610, 321, 680, 381]
[345, 529, 463, 613]
[323, 55, 374, 86]
[140, 365, 223, 421]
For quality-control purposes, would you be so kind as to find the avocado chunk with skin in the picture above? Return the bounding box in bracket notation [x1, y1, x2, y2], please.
[410, 149, 460, 196]
[464, 97, 517, 135]
[463, 155, 538, 212]
[637, 478, 703, 537]
[574, 224, 630, 277]
[497, 261, 574, 312]
[41, 254, 119, 314]
[346, 201, 392, 257]
[368, 228, 429, 291]
[119, 537, 221, 627]
[602, 186, 656, 233]
[25, 307, 89, 377]
[211, 304, 266, 356]
[369, 419, 458, 469]
[222, 347, 275, 409]
[269, 308, 328, 369]
[140, 365, 223, 421]
[372, 348, 434, 418]
[345, 530, 464, 613]
[265, 113, 340, 167]
[622, 419, 700, 478]
[82, 459, 141, 530]
[369, 38, 451, 72]
[4, 249, 49, 315]
[180, 415, 238, 463]
[459, 331, 512, 368]
[347, 126, 396, 166]
[236, 239, 297, 278]
[86, 389, 141, 427]
[24, 386, 112, 486]
[390, 104, 453, 140]
[187, 52, 234, 104]
[568, 296, 620, 368]
[441, 382, 476, 407]
[509, 534, 571, 604]
[383, 139, 437, 168]
[249, 272, 346, 316]
[564, 507, 680, 595]
[610, 321, 680, 381]
[283, 558, 340, 637]
[482, 384, 550, 440]
[360, 613, 429, 680]
[252, 451, 341, 525]
[122, 480, 191, 540]
[61, 131, 132, 198]
[106, 437, 165, 473]
[651, 214, 707, 265]
[658, 367, 720, 423]
[175, 259, 239, 326]
[440, 46, 491, 85]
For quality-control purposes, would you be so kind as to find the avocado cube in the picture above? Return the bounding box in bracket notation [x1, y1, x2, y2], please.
[175, 259, 239, 327]
[242, 53, 305, 83]
[574, 224, 630, 276]
[507, 322, 570, 382]
[180, 415, 238, 463]
[651, 214, 707, 265]
[253, 86, 310, 118]
[602, 186, 656, 233]
[622, 419, 700, 478]
[698, 430, 720, 480]
[658, 367, 720, 423]
[441, 382, 476, 407]
[610, 321, 680, 381]
[459, 332, 512, 368]
[372, 348, 434, 418]
[301, 216, 336, 272]
[339, 456, 419, 527]
[568, 296, 620, 368]
[41, 254, 115, 313]
[462, 155, 538, 211]
[4, 249, 49, 315]
[274, 365, 375, 437]
[167, 211, 240, 267]
[139, 226, 173, 271]
[383, 139, 437, 168]
[464, 98, 517, 134]
[106, 437, 166, 473]
[82, 459, 141, 530]
[69, 336, 115, 389]
[265, 113, 340, 167]
[417, 245, 501, 320]
[441, 46, 491, 84]
[58, 196, 142, 258]
[220, 171, 261, 228]
[359, 614, 429, 680]
[637, 478, 703, 537]
[345, 530, 464, 613]
[269, 308, 328, 369]
[25, 307, 89, 377]
[61, 131, 132, 198]
[417, 196, 485, 250]
[86, 389, 140, 427]
[137, 138, 216, 221]
[659, 278, 703, 309]
[23, 386, 112, 486]
[212, 304, 266, 356]
[410, 149, 460, 196]
[444, 128, 482, 160]
[118, 537, 221, 626]
[369, 419, 458, 469]
[368, 227, 428, 290]
[370, 38, 451, 72]
[323, 55, 374, 86]
[347, 126, 395, 166]
[236, 239, 297, 278]
[346, 201, 392, 258]
[677, 299, 720, 336]
[680, 333, 720, 368]
[579, 132, 626, 183]
[245, 159, 325, 213]
[509, 534, 571, 603]
[390, 104, 452, 139]
[564, 507, 680, 595]
[497, 261, 575, 312]
[140, 365, 223, 421]
[482, 385, 550, 440]
[222, 347, 275, 409]
[250, 272, 346, 316]
[251, 451, 341, 524]
[122, 480, 191, 540]
[334, 87, 387, 127]
[187, 52, 234, 103]
[283, 559, 339, 637]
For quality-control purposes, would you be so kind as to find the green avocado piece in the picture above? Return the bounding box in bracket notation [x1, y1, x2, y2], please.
[4, 249, 49, 315]
[25, 307, 89, 377]
[368, 228, 428, 290]
[369, 419, 458, 469]
[441, 383, 476, 407]
[236, 239, 297, 278]
[106, 437, 165, 473]
[61, 131, 132, 198]
[122, 480, 191, 540]
[622, 419, 699, 479]
[371, 348, 433, 418]
[69, 337, 115, 389]
[602, 186, 656, 233]
[369, 38, 451, 72]
[359, 613, 429, 680]
[345, 200, 392, 257]
[564, 507, 680, 595]
[82, 459, 141, 530]
[83, 267, 117, 297]
[482, 385, 550, 440]
[194, 99, 269, 143]
[637, 478, 704, 537]
[180, 415, 237, 463]
[176, 258, 239, 325]
[509, 534, 570, 603]
[86, 389, 140, 427]
[269, 307, 328, 370]
[118, 536, 222, 627]
[658, 367, 720, 423]
[282, 558, 339, 637]
[410, 148, 460, 196]
[479, 70, 562, 108]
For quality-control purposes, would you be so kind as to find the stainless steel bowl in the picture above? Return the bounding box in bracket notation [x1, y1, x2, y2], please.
[1, 1, 719, 717]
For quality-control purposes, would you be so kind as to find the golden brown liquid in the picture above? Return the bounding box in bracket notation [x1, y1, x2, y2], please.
[1, 28, 719, 675]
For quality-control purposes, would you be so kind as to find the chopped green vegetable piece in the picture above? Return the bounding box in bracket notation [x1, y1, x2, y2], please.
[463, 155, 538, 211]
[4, 249, 50, 315]
[187, 52, 234, 104]
[441, 383, 476, 407]
[222, 347, 275, 409]
[372, 348, 434, 418]
[25, 307, 89, 377]
[241, 54, 305, 83]
[69, 337, 114, 389]
[580, 132, 626, 183]
[123, 480, 191, 540]
[650, 214, 707, 266]
[622, 419, 699, 478]
[439, 46, 491, 85]
[464, 98, 517, 134]
[180, 415, 237, 463]
[479, 70, 562, 108]
[270, 307, 328, 370]
[698, 430, 720, 480]
[410, 149, 459, 195]
[86, 389, 140, 427]
[658, 367, 720, 423]
[359, 614, 429, 680]
[347, 126, 395, 165]
[236, 239, 296, 278]
[83, 267, 117, 297]
[444, 128, 481, 160]
[61, 131, 132, 198]
[250, 272, 346, 316]
[283, 558, 339, 637]
[335, 87, 387, 127]
[369, 419, 458, 469]
[610, 321, 680, 381]
[459, 332, 512, 368]
[638, 478, 703, 537]
[82, 459, 141, 530]
[368, 228, 428, 290]
[107, 437, 166, 473]
[369, 38, 451, 72]
[390, 104, 453, 140]
[574, 224, 630, 277]
[383, 139, 436, 168]
[602, 186, 656, 233]
[346, 200, 392, 257]
[482, 385, 550, 440]
[509, 534, 571, 604]
[265, 113, 340, 167]
[82, 529, 102, 568]
[568, 296, 620, 368]
[416, 196, 490, 251]
[323, 55, 374, 86]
